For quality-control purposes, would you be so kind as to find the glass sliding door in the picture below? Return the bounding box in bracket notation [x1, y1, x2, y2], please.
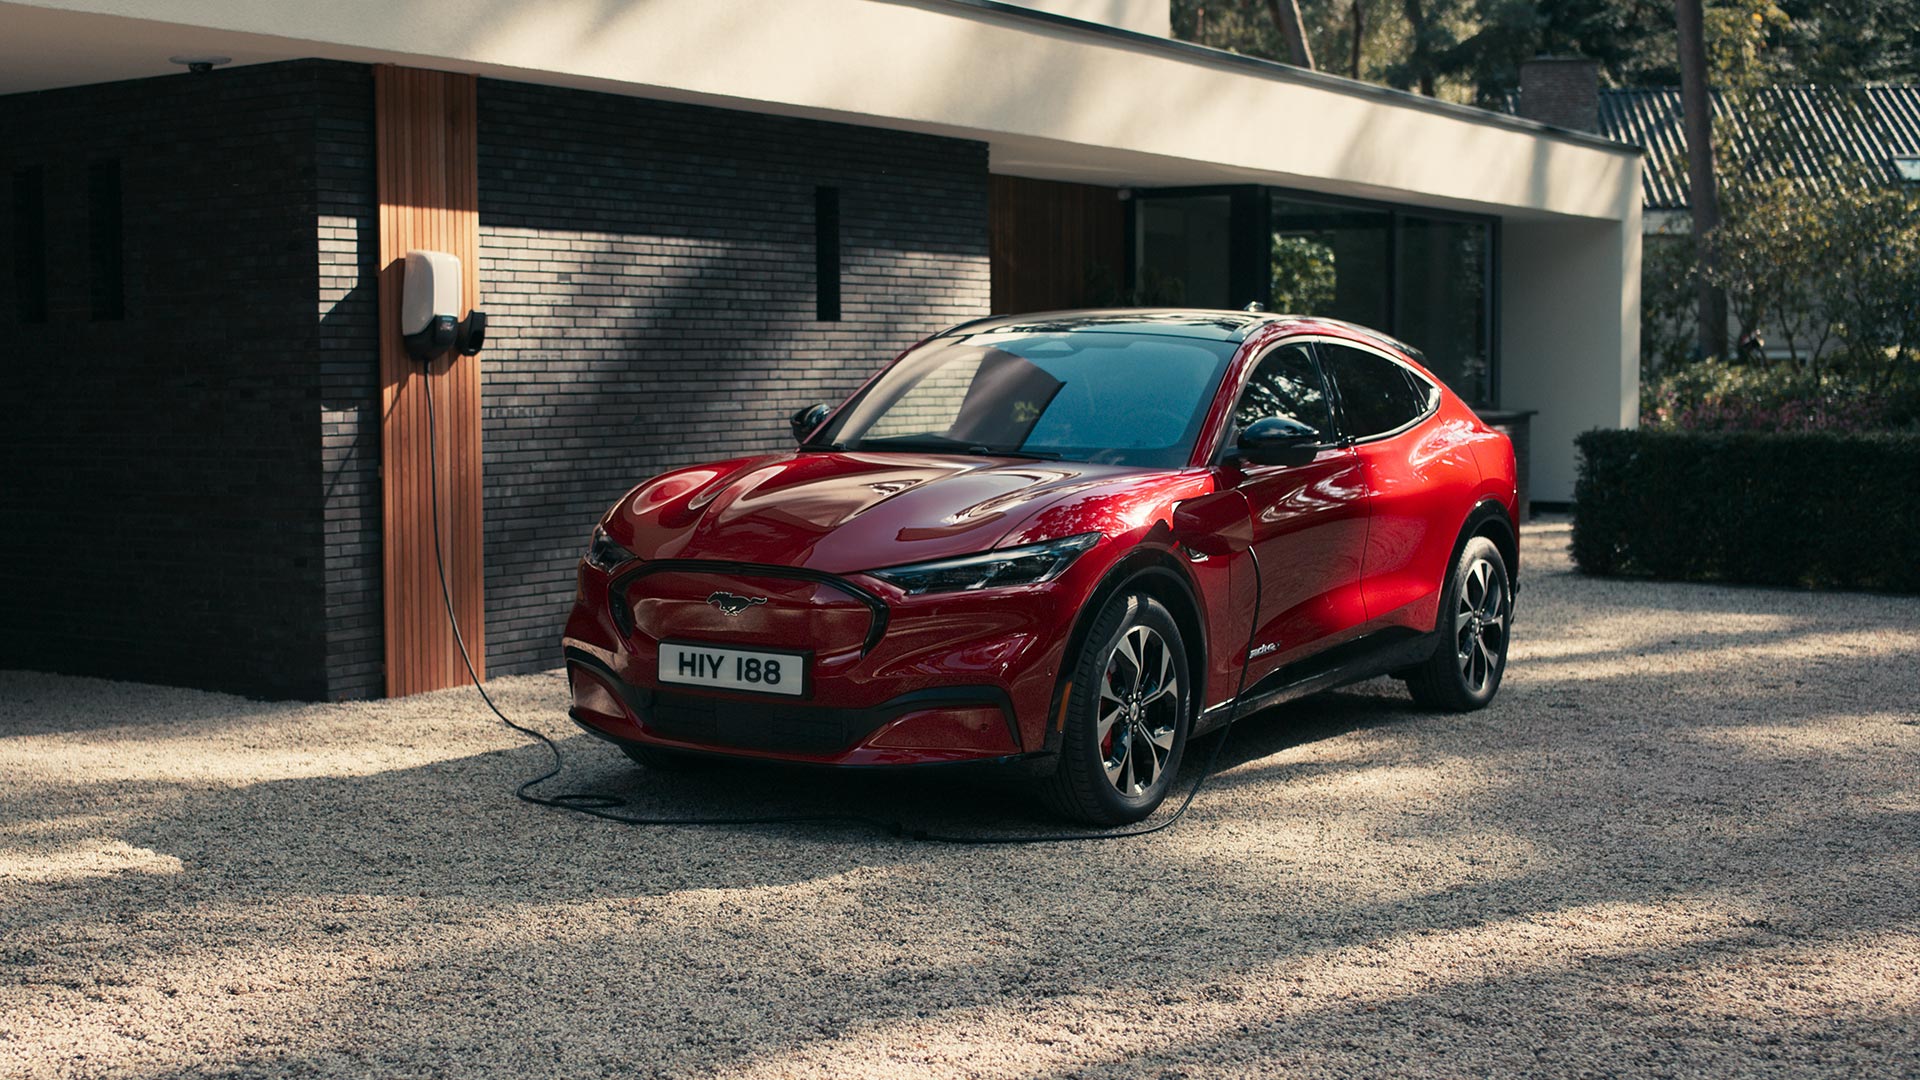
[1269, 197, 1392, 331]
[1396, 214, 1492, 407]
[1130, 185, 1498, 407]
[1134, 194, 1232, 308]
[1266, 193, 1495, 407]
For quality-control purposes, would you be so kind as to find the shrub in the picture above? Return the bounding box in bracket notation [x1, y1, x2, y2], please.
[1573, 429, 1920, 592]
[1640, 360, 1899, 434]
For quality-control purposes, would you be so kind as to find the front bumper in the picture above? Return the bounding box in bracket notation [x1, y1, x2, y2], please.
[560, 556, 1088, 767]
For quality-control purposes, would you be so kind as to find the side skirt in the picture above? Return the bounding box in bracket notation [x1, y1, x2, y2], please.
[1194, 627, 1438, 736]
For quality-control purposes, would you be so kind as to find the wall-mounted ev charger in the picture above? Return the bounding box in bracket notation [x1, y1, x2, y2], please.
[401, 249, 486, 363]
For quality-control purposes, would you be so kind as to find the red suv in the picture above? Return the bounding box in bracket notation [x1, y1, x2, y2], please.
[563, 311, 1518, 824]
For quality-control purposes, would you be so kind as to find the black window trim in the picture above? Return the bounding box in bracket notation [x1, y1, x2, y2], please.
[1308, 335, 1441, 446]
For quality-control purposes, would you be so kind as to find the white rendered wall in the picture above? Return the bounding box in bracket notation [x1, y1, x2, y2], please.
[1501, 212, 1643, 504]
[997, 0, 1171, 36]
[3, 0, 1639, 221]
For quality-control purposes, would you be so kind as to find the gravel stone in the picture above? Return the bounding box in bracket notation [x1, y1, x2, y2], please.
[3, 518, 1916, 1078]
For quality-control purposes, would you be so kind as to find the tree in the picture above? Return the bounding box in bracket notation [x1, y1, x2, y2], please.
[1265, 0, 1318, 67]
[1676, 0, 1727, 360]
[1348, 0, 1366, 76]
[1173, 0, 1917, 101]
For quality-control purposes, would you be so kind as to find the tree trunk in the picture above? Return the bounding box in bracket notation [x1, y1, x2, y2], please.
[1264, 0, 1316, 69]
[1676, 0, 1728, 360]
[1403, 0, 1435, 95]
[1350, 0, 1364, 79]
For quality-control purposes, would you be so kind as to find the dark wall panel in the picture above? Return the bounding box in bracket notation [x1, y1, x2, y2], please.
[989, 175, 1126, 314]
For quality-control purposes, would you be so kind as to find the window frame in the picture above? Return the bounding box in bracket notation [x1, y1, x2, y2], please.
[1314, 336, 1441, 444]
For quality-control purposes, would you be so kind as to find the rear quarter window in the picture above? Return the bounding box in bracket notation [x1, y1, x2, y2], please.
[1322, 343, 1429, 439]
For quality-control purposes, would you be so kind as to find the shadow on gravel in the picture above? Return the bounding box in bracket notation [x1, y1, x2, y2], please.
[0, 670, 315, 739]
[5, 560, 1918, 1077]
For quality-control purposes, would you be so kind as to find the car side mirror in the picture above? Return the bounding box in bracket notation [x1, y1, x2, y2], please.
[790, 403, 832, 444]
[1235, 416, 1324, 467]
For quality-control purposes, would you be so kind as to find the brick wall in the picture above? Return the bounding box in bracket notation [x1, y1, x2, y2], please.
[0, 60, 372, 700]
[313, 69, 384, 700]
[476, 81, 992, 675]
[0, 65, 992, 696]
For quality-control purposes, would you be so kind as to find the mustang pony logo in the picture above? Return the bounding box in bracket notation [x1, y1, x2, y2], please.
[706, 591, 768, 617]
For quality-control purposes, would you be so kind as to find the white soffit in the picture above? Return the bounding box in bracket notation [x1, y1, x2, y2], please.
[0, 0, 1638, 222]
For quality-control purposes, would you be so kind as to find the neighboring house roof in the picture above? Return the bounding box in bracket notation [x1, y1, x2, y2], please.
[1595, 86, 1920, 209]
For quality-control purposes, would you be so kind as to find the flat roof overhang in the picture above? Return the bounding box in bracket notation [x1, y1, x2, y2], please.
[0, 0, 1641, 223]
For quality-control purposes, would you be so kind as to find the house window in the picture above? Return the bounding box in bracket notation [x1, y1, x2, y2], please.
[12, 165, 48, 324]
[1269, 197, 1391, 330]
[1395, 213, 1491, 407]
[1131, 187, 1500, 408]
[815, 186, 840, 321]
[1267, 194, 1496, 408]
[88, 160, 124, 321]
[1135, 195, 1233, 307]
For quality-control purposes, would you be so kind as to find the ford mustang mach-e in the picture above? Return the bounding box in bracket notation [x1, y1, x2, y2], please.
[562, 310, 1518, 824]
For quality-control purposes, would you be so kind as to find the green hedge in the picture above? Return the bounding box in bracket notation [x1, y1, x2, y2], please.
[1573, 429, 1920, 592]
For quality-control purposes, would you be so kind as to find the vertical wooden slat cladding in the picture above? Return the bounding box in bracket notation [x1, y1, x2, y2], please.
[988, 176, 1126, 314]
[376, 66, 484, 697]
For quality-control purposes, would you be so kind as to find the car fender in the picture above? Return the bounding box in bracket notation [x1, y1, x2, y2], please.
[1038, 537, 1211, 757]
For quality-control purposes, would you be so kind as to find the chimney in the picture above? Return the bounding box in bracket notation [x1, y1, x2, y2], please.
[1518, 56, 1600, 132]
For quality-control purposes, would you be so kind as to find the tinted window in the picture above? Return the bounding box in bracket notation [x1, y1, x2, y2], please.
[816, 330, 1238, 467]
[1323, 343, 1427, 438]
[1233, 342, 1333, 436]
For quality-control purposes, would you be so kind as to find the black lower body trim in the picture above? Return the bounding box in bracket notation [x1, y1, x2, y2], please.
[565, 647, 1022, 756]
[1194, 627, 1437, 734]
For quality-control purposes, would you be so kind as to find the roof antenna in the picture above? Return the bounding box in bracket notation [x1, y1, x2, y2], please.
[1243, 301, 1267, 313]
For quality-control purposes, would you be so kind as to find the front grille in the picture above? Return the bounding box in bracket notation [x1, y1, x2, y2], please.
[644, 690, 881, 755]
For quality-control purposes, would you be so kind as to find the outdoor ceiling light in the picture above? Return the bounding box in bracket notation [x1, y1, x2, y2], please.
[168, 55, 231, 75]
[1893, 156, 1920, 184]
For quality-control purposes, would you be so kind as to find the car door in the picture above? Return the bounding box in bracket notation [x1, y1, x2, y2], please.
[1222, 340, 1370, 683]
[1319, 340, 1476, 631]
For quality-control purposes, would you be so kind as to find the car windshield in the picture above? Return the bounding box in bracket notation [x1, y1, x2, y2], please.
[812, 330, 1238, 467]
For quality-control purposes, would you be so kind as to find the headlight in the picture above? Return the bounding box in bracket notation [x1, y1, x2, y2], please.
[868, 533, 1101, 595]
[584, 524, 636, 573]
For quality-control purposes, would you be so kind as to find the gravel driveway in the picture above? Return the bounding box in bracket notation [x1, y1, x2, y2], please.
[4, 518, 1917, 1079]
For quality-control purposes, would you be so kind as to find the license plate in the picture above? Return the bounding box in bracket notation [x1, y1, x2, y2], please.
[657, 641, 807, 697]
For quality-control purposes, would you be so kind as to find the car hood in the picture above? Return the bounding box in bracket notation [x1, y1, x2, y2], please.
[603, 451, 1198, 575]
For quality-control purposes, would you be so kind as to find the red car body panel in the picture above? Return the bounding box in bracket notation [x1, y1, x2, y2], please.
[562, 312, 1517, 770]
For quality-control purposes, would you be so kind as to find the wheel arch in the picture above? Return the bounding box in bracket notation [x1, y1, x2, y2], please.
[1456, 497, 1520, 592]
[1045, 546, 1209, 751]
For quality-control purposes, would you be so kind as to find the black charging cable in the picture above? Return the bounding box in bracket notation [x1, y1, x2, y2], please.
[419, 368, 1251, 843]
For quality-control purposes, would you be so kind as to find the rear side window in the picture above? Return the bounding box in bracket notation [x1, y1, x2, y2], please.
[1233, 342, 1334, 436]
[1323, 343, 1427, 438]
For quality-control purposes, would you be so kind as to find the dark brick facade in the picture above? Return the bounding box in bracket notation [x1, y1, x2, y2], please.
[0, 62, 990, 697]
[475, 81, 991, 675]
[0, 60, 375, 700]
[314, 71, 384, 699]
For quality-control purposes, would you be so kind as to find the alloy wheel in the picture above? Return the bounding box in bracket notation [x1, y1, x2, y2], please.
[1455, 556, 1508, 694]
[1097, 625, 1181, 797]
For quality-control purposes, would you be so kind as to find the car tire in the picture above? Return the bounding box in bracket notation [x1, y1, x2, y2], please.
[1042, 591, 1192, 826]
[620, 743, 714, 773]
[1406, 535, 1511, 712]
